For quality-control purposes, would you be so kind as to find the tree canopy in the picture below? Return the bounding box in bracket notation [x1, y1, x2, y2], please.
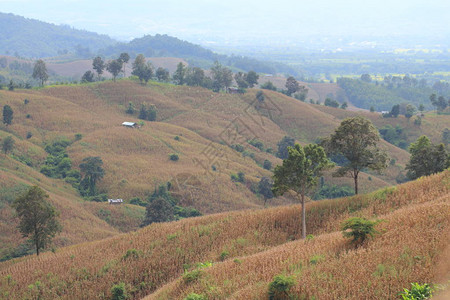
[106, 59, 123, 82]
[273, 143, 333, 239]
[285, 76, 300, 96]
[132, 54, 154, 84]
[325, 117, 389, 194]
[2, 104, 13, 125]
[12, 186, 62, 256]
[2, 135, 14, 155]
[32, 59, 48, 86]
[406, 135, 449, 180]
[79, 157, 105, 196]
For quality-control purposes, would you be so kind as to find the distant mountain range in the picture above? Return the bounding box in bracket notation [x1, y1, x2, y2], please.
[0, 12, 298, 75]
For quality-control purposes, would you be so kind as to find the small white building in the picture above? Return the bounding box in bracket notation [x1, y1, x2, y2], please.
[122, 122, 137, 128]
[108, 199, 123, 205]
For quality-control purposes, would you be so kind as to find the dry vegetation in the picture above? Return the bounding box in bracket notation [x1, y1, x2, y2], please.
[0, 170, 448, 299]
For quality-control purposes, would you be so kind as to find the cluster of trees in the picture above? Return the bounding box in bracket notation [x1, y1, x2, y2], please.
[140, 184, 201, 226]
[429, 93, 449, 113]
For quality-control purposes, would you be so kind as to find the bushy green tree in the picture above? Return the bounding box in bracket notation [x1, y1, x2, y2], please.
[173, 62, 187, 85]
[32, 59, 48, 86]
[119, 52, 130, 77]
[406, 136, 449, 180]
[399, 283, 433, 300]
[276, 136, 295, 159]
[324, 98, 340, 108]
[268, 274, 294, 300]
[185, 67, 206, 87]
[325, 117, 389, 194]
[273, 143, 333, 238]
[258, 176, 273, 205]
[2, 135, 14, 155]
[341, 217, 380, 245]
[210, 61, 232, 92]
[2, 104, 13, 125]
[261, 81, 277, 91]
[111, 282, 128, 300]
[81, 71, 95, 83]
[142, 197, 174, 226]
[92, 56, 105, 80]
[155, 67, 170, 82]
[285, 76, 299, 96]
[132, 54, 154, 84]
[79, 157, 104, 196]
[12, 186, 62, 256]
[106, 59, 123, 82]
[246, 70, 259, 88]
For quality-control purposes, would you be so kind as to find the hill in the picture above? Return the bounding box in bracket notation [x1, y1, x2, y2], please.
[0, 12, 116, 58]
[1, 79, 448, 261]
[0, 170, 448, 299]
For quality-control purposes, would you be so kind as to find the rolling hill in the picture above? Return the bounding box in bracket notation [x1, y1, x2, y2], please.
[0, 79, 448, 264]
[0, 170, 448, 299]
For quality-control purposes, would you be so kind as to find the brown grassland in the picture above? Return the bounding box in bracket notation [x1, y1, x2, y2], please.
[0, 170, 448, 299]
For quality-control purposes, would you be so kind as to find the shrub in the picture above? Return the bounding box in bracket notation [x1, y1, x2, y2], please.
[263, 159, 272, 170]
[220, 250, 229, 261]
[26, 132, 32, 139]
[248, 139, 264, 150]
[169, 153, 179, 161]
[183, 269, 203, 283]
[341, 217, 381, 244]
[268, 274, 295, 300]
[230, 173, 238, 182]
[184, 293, 206, 300]
[111, 282, 128, 300]
[231, 144, 244, 152]
[174, 135, 180, 141]
[399, 283, 433, 300]
[237, 172, 245, 183]
[74, 133, 83, 141]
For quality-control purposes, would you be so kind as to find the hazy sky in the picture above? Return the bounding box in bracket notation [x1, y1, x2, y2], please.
[1, 0, 449, 45]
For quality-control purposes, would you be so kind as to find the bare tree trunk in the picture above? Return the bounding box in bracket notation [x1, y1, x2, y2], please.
[301, 193, 306, 239]
[354, 174, 358, 195]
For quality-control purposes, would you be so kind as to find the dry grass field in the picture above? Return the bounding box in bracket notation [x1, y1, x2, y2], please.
[0, 79, 447, 284]
[0, 170, 448, 299]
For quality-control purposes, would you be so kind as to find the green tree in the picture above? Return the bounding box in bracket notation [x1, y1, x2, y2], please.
[119, 52, 130, 77]
[210, 61, 232, 92]
[341, 102, 348, 110]
[324, 98, 340, 108]
[405, 104, 416, 120]
[81, 71, 95, 83]
[436, 96, 448, 112]
[418, 104, 425, 112]
[285, 76, 299, 96]
[142, 197, 174, 226]
[256, 90, 265, 102]
[341, 217, 380, 245]
[399, 283, 433, 300]
[2, 135, 14, 155]
[131, 54, 153, 84]
[406, 136, 449, 180]
[92, 56, 105, 80]
[185, 67, 206, 86]
[246, 70, 259, 88]
[111, 282, 128, 300]
[155, 67, 170, 82]
[261, 81, 277, 91]
[234, 72, 248, 89]
[258, 176, 273, 206]
[79, 157, 105, 196]
[12, 186, 62, 256]
[360, 74, 372, 83]
[273, 143, 333, 239]
[125, 102, 135, 115]
[370, 106, 375, 113]
[276, 136, 295, 159]
[390, 104, 400, 117]
[3, 104, 13, 125]
[106, 59, 123, 82]
[173, 62, 187, 85]
[326, 117, 389, 194]
[32, 59, 48, 86]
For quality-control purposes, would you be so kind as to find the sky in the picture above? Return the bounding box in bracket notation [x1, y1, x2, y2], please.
[1, 0, 449, 47]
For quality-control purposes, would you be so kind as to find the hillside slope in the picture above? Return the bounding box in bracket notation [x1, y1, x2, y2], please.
[0, 170, 448, 299]
[0, 12, 116, 57]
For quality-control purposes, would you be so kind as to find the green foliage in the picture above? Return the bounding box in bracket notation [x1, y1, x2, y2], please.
[12, 186, 62, 256]
[169, 153, 179, 161]
[237, 172, 245, 183]
[399, 283, 433, 300]
[341, 217, 381, 244]
[1, 136, 14, 155]
[231, 144, 244, 152]
[263, 159, 272, 170]
[138, 104, 157, 121]
[210, 61, 233, 92]
[268, 274, 295, 300]
[285, 76, 299, 96]
[261, 81, 277, 91]
[155, 67, 170, 82]
[276, 136, 295, 159]
[379, 124, 408, 149]
[173, 62, 187, 85]
[93, 56, 105, 78]
[220, 250, 229, 261]
[132, 54, 153, 84]
[406, 136, 449, 180]
[142, 197, 174, 226]
[79, 156, 105, 196]
[183, 269, 203, 283]
[40, 139, 74, 180]
[248, 139, 264, 150]
[310, 254, 325, 265]
[81, 71, 95, 83]
[32, 59, 48, 86]
[110, 282, 128, 300]
[313, 184, 354, 200]
[273, 143, 333, 238]
[2, 105, 13, 125]
[106, 59, 123, 82]
[326, 117, 389, 194]
[324, 97, 340, 108]
[122, 249, 142, 260]
[184, 293, 206, 300]
[258, 177, 274, 203]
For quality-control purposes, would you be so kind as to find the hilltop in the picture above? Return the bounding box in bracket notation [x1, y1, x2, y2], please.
[0, 170, 448, 299]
